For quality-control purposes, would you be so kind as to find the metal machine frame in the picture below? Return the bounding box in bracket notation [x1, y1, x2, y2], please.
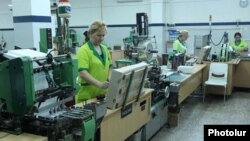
[0, 49, 95, 141]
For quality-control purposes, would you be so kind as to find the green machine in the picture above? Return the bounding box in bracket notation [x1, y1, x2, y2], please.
[39, 28, 53, 53]
[217, 43, 235, 62]
[54, 0, 80, 55]
[40, 0, 80, 55]
[0, 49, 95, 141]
[209, 32, 237, 62]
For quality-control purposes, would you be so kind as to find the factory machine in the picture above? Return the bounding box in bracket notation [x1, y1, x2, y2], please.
[117, 13, 169, 140]
[216, 32, 237, 62]
[120, 13, 158, 66]
[203, 15, 237, 62]
[39, 0, 79, 55]
[0, 49, 95, 141]
[145, 66, 170, 140]
[55, 0, 80, 55]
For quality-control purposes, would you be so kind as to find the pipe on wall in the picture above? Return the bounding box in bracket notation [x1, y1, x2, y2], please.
[100, 0, 103, 20]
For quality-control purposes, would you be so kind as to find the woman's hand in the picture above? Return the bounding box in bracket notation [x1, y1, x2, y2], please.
[79, 71, 110, 89]
[98, 81, 110, 89]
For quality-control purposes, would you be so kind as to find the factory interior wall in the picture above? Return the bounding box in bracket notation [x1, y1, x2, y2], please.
[69, 0, 102, 26]
[69, 0, 154, 51]
[0, 0, 14, 50]
[0, 0, 13, 29]
[166, 0, 250, 54]
[70, 0, 166, 54]
[0, 0, 250, 55]
[0, 30, 14, 50]
[166, 0, 250, 23]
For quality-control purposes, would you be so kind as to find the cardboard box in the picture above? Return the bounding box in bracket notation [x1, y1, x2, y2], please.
[111, 50, 124, 66]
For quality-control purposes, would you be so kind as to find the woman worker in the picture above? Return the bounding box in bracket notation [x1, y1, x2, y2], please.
[169, 30, 189, 69]
[229, 32, 248, 53]
[76, 21, 112, 103]
[173, 30, 189, 54]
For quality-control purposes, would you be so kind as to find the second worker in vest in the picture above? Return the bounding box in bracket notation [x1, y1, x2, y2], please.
[173, 30, 189, 54]
[229, 32, 248, 54]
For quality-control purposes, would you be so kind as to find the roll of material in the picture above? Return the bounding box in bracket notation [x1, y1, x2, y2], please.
[164, 86, 170, 98]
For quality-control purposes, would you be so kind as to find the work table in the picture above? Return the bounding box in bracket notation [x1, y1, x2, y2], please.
[161, 64, 206, 104]
[0, 132, 47, 141]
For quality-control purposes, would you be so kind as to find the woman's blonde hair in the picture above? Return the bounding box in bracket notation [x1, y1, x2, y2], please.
[88, 21, 107, 35]
[179, 30, 189, 38]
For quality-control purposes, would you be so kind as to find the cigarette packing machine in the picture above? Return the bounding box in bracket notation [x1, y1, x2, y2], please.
[0, 49, 95, 141]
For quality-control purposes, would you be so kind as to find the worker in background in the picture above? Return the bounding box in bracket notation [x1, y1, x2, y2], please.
[229, 32, 248, 53]
[82, 30, 89, 45]
[76, 21, 113, 103]
[173, 30, 189, 54]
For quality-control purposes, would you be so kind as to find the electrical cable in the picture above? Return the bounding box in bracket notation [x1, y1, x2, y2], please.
[210, 33, 225, 46]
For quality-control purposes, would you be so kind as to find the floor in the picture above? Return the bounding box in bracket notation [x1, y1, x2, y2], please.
[150, 90, 250, 141]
